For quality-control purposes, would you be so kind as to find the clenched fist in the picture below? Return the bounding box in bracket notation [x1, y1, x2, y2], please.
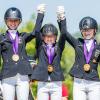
[37, 4, 46, 14]
[57, 6, 65, 20]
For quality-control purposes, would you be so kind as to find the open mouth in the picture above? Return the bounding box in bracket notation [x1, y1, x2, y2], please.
[85, 32, 91, 36]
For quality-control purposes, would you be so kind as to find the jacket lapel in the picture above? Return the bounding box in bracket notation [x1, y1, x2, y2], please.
[5, 31, 12, 43]
[5, 31, 23, 55]
[17, 32, 24, 55]
[90, 40, 98, 60]
[79, 39, 98, 62]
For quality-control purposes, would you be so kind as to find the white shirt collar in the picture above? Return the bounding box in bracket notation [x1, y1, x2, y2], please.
[84, 39, 94, 52]
[8, 30, 17, 39]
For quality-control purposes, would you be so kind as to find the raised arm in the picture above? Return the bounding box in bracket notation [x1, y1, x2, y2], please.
[56, 6, 66, 52]
[35, 4, 46, 48]
[24, 4, 45, 43]
[57, 6, 78, 48]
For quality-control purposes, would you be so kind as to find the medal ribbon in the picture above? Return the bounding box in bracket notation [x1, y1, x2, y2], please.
[8, 31, 19, 54]
[84, 40, 94, 64]
[46, 45, 55, 64]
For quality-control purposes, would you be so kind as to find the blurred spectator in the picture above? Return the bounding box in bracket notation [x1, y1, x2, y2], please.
[62, 83, 69, 100]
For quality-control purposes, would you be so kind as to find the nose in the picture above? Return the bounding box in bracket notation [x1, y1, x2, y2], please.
[48, 38, 51, 41]
[11, 21, 16, 24]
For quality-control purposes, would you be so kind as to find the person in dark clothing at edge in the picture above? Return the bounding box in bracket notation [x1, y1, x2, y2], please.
[57, 6, 100, 100]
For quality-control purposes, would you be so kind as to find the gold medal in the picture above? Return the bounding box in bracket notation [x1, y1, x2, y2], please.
[48, 65, 54, 72]
[83, 64, 90, 72]
[12, 54, 19, 62]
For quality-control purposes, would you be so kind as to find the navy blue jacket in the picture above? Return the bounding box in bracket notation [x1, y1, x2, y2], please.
[31, 14, 66, 81]
[59, 19, 100, 81]
[0, 13, 43, 79]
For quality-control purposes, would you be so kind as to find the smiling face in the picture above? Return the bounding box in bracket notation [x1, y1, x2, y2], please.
[81, 28, 96, 40]
[5, 18, 21, 30]
[43, 33, 57, 45]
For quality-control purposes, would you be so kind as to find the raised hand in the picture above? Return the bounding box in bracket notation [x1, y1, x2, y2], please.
[37, 4, 46, 14]
[57, 6, 65, 20]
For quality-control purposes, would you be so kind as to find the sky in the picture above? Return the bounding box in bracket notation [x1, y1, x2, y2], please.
[0, 0, 100, 34]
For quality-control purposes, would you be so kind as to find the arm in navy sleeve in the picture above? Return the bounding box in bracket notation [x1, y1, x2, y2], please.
[24, 13, 44, 43]
[58, 18, 78, 48]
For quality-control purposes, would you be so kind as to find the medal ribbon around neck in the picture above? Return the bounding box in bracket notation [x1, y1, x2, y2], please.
[8, 31, 19, 54]
[84, 40, 94, 64]
[46, 45, 55, 64]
